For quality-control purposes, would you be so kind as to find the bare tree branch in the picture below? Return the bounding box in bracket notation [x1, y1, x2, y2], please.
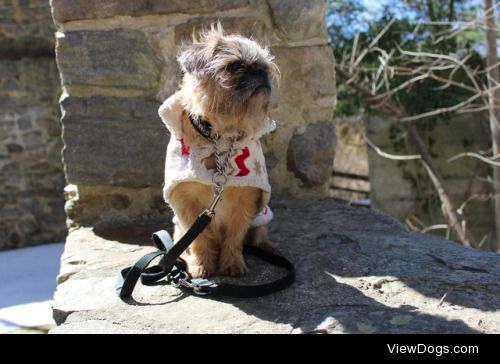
[332, 12, 500, 248]
[448, 152, 500, 167]
[398, 46, 484, 94]
[457, 192, 498, 215]
[364, 135, 422, 160]
[399, 92, 484, 121]
[408, 124, 476, 247]
[349, 31, 360, 75]
[336, 65, 477, 247]
[373, 72, 431, 103]
[351, 18, 396, 71]
[422, 224, 449, 233]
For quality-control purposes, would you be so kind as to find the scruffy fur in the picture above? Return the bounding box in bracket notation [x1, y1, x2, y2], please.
[168, 24, 278, 277]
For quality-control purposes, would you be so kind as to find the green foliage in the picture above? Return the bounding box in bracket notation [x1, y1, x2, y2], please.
[335, 83, 363, 116]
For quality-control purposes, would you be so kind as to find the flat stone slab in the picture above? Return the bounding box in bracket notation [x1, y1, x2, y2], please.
[51, 198, 500, 334]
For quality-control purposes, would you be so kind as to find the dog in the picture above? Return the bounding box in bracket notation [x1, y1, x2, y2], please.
[158, 24, 279, 278]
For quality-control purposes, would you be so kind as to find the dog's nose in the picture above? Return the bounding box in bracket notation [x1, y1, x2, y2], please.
[253, 68, 266, 77]
[248, 67, 270, 86]
[249, 66, 267, 77]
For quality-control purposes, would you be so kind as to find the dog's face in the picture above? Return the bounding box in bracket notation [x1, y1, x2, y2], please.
[177, 25, 279, 136]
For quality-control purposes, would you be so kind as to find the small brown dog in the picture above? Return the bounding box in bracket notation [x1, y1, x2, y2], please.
[159, 24, 279, 278]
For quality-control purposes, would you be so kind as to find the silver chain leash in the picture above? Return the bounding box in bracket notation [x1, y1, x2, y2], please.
[202, 134, 238, 217]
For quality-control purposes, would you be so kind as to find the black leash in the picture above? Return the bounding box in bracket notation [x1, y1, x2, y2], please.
[116, 214, 295, 300]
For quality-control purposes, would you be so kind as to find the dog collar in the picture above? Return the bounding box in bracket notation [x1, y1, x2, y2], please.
[189, 114, 213, 139]
[189, 114, 247, 141]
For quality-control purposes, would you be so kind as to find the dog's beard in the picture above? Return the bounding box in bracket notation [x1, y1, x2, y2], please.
[213, 91, 270, 121]
[210, 75, 272, 116]
[233, 72, 272, 102]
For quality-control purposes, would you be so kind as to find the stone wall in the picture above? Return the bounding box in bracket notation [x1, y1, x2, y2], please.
[367, 114, 495, 250]
[0, 0, 65, 250]
[50, 0, 336, 228]
[329, 117, 370, 201]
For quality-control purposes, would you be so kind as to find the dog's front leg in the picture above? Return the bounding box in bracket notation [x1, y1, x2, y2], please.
[218, 222, 250, 276]
[170, 182, 218, 278]
[217, 186, 261, 275]
[178, 226, 218, 278]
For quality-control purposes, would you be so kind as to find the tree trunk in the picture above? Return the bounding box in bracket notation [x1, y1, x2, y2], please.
[483, 0, 500, 252]
[448, 0, 455, 22]
[426, 0, 436, 21]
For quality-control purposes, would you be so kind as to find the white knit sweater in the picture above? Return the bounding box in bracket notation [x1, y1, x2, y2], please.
[159, 92, 274, 226]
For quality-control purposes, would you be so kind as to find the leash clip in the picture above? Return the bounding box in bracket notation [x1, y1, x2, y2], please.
[190, 279, 218, 296]
[201, 186, 224, 218]
[168, 268, 189, 288]
[170, 272, 216, 296]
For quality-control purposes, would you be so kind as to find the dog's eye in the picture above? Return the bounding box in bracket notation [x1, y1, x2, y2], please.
[226, 61, 244, 73]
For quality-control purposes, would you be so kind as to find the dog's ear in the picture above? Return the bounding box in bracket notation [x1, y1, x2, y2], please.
[177, 43, 214, 78]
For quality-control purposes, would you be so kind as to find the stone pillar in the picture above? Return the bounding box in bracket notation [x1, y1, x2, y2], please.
[0, 0, 65, 249]
[50, 0, 336, 228]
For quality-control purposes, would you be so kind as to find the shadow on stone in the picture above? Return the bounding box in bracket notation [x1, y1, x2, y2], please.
[93, 223, 172, 246]
[52, 198, 500, 333]
[203, 281, 480, 334]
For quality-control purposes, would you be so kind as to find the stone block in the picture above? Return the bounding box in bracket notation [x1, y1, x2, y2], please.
[51, 0, 251, 23]
[328, 188, 368, 201]
[174, 16, 265, 44]
[268, 0, 328, 43]
[273, 46, 335, 124]
[331, 175, 370, 193]
[51, 198, 500, 333]
[61, 95, 166, 187]
[431, 114, 491, 179]
[56, 29, 162, 93]
[368, 149, 417, 202]
[63, 184, 170, 228]
[329, 118, 371, 200]
[287, 121, 336, 186]
[0, 0, 55, 57]
[370, 198, 417, 223]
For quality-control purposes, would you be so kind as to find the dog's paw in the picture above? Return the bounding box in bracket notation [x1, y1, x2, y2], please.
[187, 262, 215, 278]
[219, 256, 248, 276]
